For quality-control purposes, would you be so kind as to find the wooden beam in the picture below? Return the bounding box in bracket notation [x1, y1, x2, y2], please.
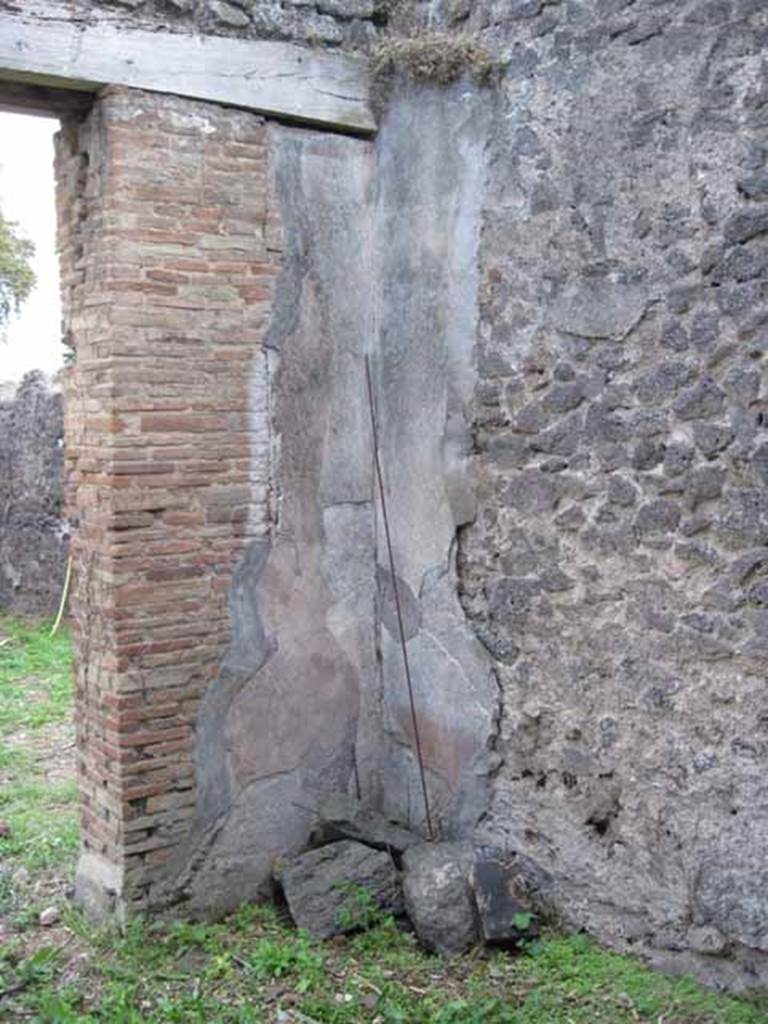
[0, 79, 93, 119]
[0, 7, 375, 135]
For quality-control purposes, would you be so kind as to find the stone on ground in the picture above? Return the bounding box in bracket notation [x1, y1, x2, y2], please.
[401, 840, 479, 954]
[470, 856, 542, 947]
[38, 906, 60, 927]
[281, 840, 402, 939]
[686, 924, 728, 956]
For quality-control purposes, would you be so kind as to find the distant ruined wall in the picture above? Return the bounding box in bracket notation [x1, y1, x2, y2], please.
[0, 372, 68, 616]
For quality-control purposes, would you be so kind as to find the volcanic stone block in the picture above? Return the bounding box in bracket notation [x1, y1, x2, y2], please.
[693, 424, 734, 458]
[402, 841, 479, 954]
[694, 852, 768, 952]
[687, 925, 728, 956]
[738, 173, 768, 201]
[281, 841, 402, 939]
[674, 379, 726, 421]
[724, 206, 768, 244]
[309, 793, 420, 855]
[469, 858, 539, 947]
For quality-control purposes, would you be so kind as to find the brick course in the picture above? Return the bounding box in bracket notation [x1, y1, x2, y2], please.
[57, 87, 279, 914]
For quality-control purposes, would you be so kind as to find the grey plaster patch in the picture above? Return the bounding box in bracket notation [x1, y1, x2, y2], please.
[170, 125, 377, 915]
[377, 567, 421, 641]
[221, 539, 274, 677]
[372, 79, 499, 838]
[186, 773, 312, 917]
[322, 503, 379, 801]
[195, 538, 275, 828]
[373, 79, 493, 589]
[222, 125, 375, 804]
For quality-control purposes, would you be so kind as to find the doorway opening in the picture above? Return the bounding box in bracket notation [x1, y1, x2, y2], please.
[0, 103, 78, 941]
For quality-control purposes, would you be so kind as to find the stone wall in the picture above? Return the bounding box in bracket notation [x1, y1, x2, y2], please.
[78, 0, 380, 49]
[22, 0, 768, 992]
[444, 0, 768, 991]
[0, 372, 68, 616]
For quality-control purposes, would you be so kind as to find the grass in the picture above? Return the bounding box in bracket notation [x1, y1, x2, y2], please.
[0, 778, 79, 871]
[6, 912, 768, 1024]
[0, 615, 79, 924]
[0, 615, 73, 734]
[1, 614, 767, 1022]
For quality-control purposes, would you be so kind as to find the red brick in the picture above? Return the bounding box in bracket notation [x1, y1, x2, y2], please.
[59, 86, 279, 910]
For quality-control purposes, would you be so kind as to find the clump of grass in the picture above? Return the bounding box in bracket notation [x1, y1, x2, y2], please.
[370, 31, 498, 88]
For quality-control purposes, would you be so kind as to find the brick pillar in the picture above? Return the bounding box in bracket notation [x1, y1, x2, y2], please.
[56, 87, 279, 918]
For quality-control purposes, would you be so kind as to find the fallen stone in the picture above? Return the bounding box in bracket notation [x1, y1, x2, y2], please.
[470, 855, 547, 947]
[275, 1010, 322, 1024]
[12, 866, 30, 886]
[281, 840, 402, 939]
[39, 906, 60, 927]
[401, 841, 478, 955]
[309, 793, 420, 856]
[687, 924, 728, 956]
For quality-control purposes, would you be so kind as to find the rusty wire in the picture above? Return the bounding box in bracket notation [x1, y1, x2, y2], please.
[365, 354, 434, 841]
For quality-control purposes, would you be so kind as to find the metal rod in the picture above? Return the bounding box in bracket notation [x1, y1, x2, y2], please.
[352, 747, 362, 801]
[365, 354, 434, 841]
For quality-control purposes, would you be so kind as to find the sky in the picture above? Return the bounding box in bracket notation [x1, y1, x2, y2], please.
[0, 111, 62, 385]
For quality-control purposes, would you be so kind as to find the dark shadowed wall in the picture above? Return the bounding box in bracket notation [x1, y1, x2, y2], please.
[0, 371, 68, 616]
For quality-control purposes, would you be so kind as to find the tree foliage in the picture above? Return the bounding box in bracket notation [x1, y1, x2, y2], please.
[0, 208, 35, 328]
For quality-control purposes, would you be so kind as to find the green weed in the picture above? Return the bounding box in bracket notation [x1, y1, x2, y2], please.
[247, 931, 326, 988]
[335, 880, 393, 932]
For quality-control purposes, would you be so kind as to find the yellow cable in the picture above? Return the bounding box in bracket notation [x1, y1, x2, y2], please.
[50, 554, 72, 637]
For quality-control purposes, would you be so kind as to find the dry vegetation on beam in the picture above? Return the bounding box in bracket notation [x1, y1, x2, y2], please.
[370, 32, 498, 88]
